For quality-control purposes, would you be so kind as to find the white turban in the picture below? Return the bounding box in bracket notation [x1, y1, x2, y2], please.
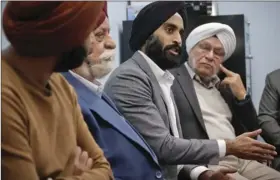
[186, 22, 236, 61]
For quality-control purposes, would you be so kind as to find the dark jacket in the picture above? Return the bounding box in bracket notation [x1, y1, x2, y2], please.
[170, 65, 259, 142]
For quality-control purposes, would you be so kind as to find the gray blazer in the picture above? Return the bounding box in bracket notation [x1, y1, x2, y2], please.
[258, 69, 280, 152]
[104, 51, 220, 180]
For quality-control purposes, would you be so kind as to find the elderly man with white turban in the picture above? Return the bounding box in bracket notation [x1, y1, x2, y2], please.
[171, 22, 280, 179]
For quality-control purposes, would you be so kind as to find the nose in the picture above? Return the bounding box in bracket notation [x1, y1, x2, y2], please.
[173, 32, 182, 46]
[205, 50, 214, 62]
[104, 35, 116, 50]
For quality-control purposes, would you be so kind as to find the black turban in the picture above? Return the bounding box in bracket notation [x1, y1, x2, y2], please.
[129, 1, 188, 52]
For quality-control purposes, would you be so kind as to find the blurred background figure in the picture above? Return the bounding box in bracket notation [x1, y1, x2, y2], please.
[258, 69, 280, 171]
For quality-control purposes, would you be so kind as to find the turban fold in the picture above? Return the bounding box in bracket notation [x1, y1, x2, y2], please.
[96, 2, 108, 29]
[129, 1, 187, 52]
[186, 22, 236, 61]
[3, 1, 104, 57]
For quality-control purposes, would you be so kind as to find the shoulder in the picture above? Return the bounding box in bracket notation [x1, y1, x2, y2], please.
[267, 69, 280, 81]
[106, 59, 149, 86]
[169, 66, 180, 76]
[265, 69, 280, 91]
[50, 73, 73, 87]
[49, 73, 78, 105]
[1, 60, 26, 111]
[104, 60, 153, 101]
[1, 62, 27, 128]
[2, 59, 23, 92]
[116, 58, 145, 75]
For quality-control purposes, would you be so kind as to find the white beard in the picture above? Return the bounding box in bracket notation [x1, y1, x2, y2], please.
[88, 49, 115, 79]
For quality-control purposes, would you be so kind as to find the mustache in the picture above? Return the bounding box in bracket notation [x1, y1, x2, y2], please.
[164, 44, 182, 54]
[98, 49, 116, 62]
[86, 49, 115, 66]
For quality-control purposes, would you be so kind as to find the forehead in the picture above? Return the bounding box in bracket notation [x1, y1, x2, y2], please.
[163, 13, 184, 30]
[199, 36, 224, 49]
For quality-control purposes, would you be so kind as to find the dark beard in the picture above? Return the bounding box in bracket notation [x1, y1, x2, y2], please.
[54, 46, 87, 72]
[144, 35, 183, 70]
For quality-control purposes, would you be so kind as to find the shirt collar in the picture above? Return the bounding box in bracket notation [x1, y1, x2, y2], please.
[184, 61, 196, 79]
[69, 70, 103, 97]
[138, 50, 174, 84]
[184, 62, 220, 89]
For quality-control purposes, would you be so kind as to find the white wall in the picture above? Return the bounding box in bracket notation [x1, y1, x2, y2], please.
[107, 1, 127, 67]
[107, 1, 152, 67]
[1, 1, 9, 49]
[217, 1, 280, 110]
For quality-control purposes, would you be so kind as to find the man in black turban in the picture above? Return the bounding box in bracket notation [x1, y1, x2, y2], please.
[129, 1, 187, 70]
[105, 1, 275, 180]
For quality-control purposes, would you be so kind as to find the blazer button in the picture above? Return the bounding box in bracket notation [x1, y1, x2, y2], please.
[155, 171, 162, 179]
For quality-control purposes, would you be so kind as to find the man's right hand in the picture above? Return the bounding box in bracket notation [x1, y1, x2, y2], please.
[226, 129, 277, 162]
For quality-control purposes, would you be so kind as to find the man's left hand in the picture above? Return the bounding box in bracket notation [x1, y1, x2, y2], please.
[220, 64, 247, 100]
[73, 146, 93, 176]
[198, 168, 237, 180]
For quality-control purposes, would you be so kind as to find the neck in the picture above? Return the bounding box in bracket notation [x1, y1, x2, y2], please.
[72, 62, 95, 82]
[2, 46, 57, 87]
[187, 61, 216, 85]
[199, 76, 212, 85]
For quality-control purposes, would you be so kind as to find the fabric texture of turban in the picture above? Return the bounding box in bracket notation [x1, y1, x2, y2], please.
[186, 22, 236, 61]
[129, 1, 187, 52]
[96, 2, 108, 28]
[3, 1, 104, 57]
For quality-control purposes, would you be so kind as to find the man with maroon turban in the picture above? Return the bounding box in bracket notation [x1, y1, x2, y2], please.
[1, 2, 113, 180]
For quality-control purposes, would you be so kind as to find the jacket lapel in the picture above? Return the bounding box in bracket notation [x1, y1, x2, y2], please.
[175, 65, 207, 133]
[170, 91, 183, 138]
[88, 97, 159, 163]
[132, 52, 166, 101]
[102, 93, 159, 162]
[132, 52, 170, 124]
[63, 72, 159, 164]
[102, 93, 122, 115]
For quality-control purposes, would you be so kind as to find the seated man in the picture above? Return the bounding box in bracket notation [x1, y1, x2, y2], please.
[63, 3, 163, 180]
[104, 2, 277, 180]
[1, 2, 113, 180]
[258, 69, 280, 171]
[171, 22, 280, 179]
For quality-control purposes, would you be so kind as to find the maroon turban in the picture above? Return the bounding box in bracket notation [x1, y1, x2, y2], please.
[95, 2, 108, 29]
[2, 1, 105, 57]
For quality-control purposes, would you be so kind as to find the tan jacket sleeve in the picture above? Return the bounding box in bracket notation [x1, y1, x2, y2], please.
[1, 89, 40, 180]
